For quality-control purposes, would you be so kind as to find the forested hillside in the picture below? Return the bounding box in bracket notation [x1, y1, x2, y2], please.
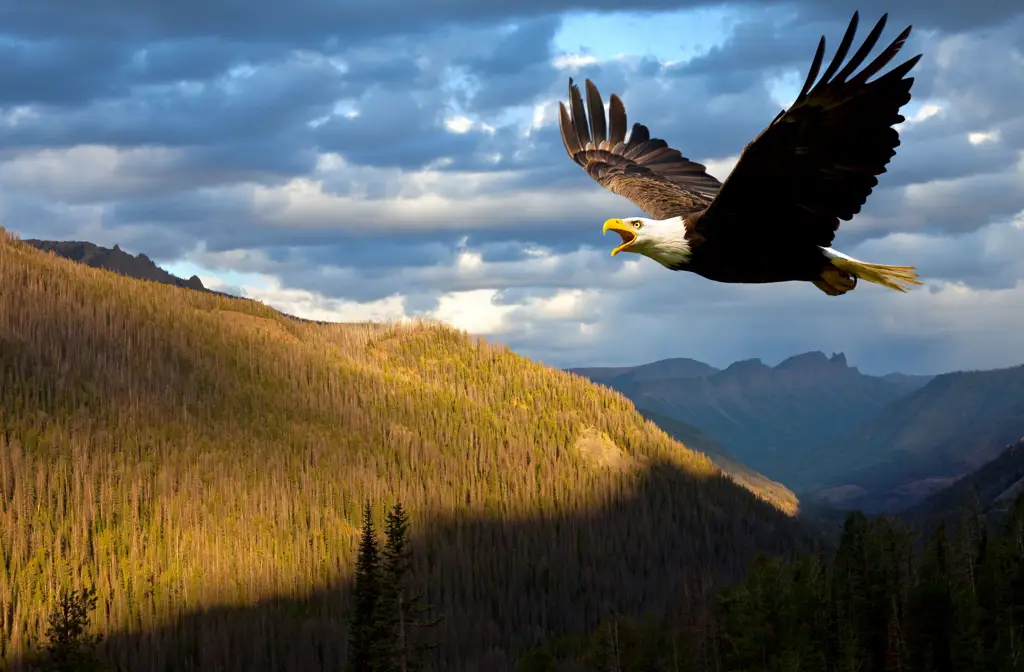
[0, 228, 811, 670]
[901, 438, 1024, 531]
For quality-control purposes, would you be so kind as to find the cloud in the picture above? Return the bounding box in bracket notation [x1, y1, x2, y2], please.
[5, 0, 1020, 47]
[1, 1, 1023, 377]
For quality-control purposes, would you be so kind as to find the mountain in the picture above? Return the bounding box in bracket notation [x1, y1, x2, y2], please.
[899, 437, 1024, 530]
[0, 228, 813, 671]
[23, 238, 207, 291]
[806, 366, 1024, 512]
[881, 371, 935, 387]
[569, 357, 720, 386]
[572, 350, 931, 488]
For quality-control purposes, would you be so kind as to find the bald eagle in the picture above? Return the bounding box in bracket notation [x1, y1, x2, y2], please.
[558, 12, 923, 296]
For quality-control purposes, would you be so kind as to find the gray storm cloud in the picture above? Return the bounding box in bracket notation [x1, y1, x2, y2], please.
[1, 0, 1022, 374]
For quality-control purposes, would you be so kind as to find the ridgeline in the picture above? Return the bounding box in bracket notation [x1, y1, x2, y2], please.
[0, 228, 810, 670]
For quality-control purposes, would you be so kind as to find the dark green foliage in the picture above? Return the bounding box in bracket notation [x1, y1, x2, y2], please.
[347, 501, 440, 672]
[514, 647, 561, 672]
[349, 502, 383, 670]
[716, 553, 828, 672]
[530, 491, 1024, 672]
[374, 502, 441, 672]
[32, 586, 103, 672]
[713, 495, 1024, 671]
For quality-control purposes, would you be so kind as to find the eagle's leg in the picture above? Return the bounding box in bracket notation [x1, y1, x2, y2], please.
[813, 267, 858, 296]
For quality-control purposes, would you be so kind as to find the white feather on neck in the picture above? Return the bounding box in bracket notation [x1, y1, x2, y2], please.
[629, 216, 692, 268]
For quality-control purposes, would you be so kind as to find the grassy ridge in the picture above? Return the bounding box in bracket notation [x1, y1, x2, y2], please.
[0, 228, 804, 669]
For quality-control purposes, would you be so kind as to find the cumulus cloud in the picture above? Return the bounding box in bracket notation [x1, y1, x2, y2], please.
[1, 0, 1023, 375]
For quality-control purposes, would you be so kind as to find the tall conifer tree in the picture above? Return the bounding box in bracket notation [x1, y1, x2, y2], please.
[375, 502, 440, 672]
[349, 502, 383, 670]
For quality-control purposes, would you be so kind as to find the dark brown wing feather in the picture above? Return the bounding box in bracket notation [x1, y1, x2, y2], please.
[697, 11, 921, 248]
[558, 78, 722, 220]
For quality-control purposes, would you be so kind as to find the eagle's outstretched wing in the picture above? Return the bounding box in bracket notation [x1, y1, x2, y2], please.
[558, 78, 722, 221]
[697, 12, 921, 248]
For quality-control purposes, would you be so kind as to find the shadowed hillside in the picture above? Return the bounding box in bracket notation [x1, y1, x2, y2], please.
[0, 228, 811, 669]
[11, 461, 808, 671]
[896, 438, 1024, 530]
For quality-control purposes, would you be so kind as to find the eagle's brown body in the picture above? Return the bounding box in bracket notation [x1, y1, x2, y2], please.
[559, 11, 924, 295]
[678, 210, 829, 285]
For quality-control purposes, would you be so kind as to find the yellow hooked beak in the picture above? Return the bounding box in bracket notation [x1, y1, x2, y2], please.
[603, 218, 637, 256]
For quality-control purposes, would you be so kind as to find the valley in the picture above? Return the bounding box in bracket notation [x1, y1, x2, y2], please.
[572, 351, 1024, 518]
[570, 352, 932, 489]
[6, 230, 1024, 670]
[6, 1, 1023, 666]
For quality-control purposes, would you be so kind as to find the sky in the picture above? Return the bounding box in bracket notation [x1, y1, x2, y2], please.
[1, 0, 1022, 376]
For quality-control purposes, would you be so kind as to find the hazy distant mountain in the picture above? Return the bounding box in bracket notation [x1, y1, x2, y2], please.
[23, 239, 207, 292]
[569, 357, 719, 387]
[880, 371, 935, 387]
[572, 351, 931, 488]
[574, 352, 1024, 516]
[805, 365, 1024, 512]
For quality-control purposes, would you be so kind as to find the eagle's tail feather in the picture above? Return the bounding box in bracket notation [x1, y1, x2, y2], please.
[829, 255, 922, 293]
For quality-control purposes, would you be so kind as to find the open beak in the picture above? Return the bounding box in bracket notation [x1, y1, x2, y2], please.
[603, 218, 637, 257]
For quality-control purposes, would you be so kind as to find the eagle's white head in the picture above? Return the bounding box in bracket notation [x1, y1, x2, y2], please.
[602, 216, 692, 269]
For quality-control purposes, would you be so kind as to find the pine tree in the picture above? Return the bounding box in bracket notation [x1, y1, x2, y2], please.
[598, 618, 622, 672]
[1002, 492, 1024, 669]
[375, 502, 441, 672]
[863, 517, 908, 672]
[349, 501, 383, 671]
[949, 512, 985, 670]
[908, 524, 954, 672]
[36, 585, 104, 672]
[788, 553, 829, 671]
[831, 511, 870, 671]
[515, 647, 561, 672]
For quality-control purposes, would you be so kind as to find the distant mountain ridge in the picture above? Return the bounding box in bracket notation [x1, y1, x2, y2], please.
[572, 357, 719, 386]
[570, 352, 933, 488]
[805, 365, 1024, 512]
[574, 352, 1024, 516]
[24, 239, 207, 292]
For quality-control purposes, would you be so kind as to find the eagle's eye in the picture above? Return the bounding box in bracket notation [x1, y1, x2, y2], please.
[632, 220, 644, 229]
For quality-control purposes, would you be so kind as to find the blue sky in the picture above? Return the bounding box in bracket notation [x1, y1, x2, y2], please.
[2, 0, 1023, 375]
[552, 8, 733, 63]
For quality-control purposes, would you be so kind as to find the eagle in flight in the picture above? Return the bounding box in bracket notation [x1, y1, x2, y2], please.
[558, 12, 923, 296]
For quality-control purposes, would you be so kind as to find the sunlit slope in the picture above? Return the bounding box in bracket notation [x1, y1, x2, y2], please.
[0, 228, 803, 668]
